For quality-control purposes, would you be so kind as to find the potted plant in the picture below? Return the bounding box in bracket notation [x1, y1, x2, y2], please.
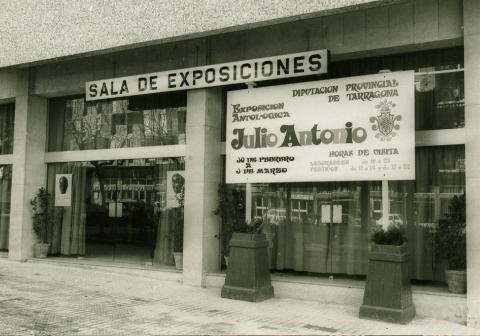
[359, 222, 416, 324]
[30, 187, 53, 258]
[435, 193, 466, 293]
[216, 184, 274, 302]
[214, 184, 243, 266]
[172, 183, 185, 270]
[172, 209, 184, 270]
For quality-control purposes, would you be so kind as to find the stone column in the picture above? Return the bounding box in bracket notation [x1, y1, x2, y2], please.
[464, 0, 480, 329]
[8, 68, 48, 260]
[183, 88, 222, 286]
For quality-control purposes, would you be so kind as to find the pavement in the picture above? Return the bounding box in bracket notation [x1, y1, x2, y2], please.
[0, 258, 477, 335]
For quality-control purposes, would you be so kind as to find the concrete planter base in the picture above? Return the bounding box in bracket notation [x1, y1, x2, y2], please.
[34, 243, 50, 258]
[221, 233, 274, 302]
[221, 284, 274, 302]
[359, 243, 415, 324]
[359, 304, 416, 324]
[445, 269, 466, 294]
[173, 252, 183, 270]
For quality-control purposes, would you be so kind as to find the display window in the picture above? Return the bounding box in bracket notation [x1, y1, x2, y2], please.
[219, 47, 465, 285]
[0, 103, 15, 154]
[220, 48, 464, 141]
[329, 48, 464, 131]
[48, 92, 186, 152]
[221, 145, 465, 283]
[415, 71, 464, 130]
[0, 104, 13, 252]
[45, 158, 184, 267]
[0, 165, 12, 251]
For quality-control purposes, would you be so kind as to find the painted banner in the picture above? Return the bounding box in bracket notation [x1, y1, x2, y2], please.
[226, 71, 415, 183]
[55, 174, 72, 206]
[166, 171, 185, 208]
[86, 50, 328, 101]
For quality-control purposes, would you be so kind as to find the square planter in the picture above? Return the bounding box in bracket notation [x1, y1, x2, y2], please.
[34, 243, 50, 258]
[445, 269, 466, 294]
[221, 232, 274, 302]
[173, 252, 183, 270]
[359, 243, 415, 324]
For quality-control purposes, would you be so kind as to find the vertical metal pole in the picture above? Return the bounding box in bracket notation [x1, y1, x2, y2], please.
[382, 180, 390, 229]
[245, 82, 255, 224]
[246, 183, 252, 223]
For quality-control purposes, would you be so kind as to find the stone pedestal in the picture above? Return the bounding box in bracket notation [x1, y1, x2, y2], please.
[221, 233, 274, 302]
[359, 243, 415, 324]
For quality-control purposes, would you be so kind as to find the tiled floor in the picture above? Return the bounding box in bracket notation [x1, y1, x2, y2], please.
[0, 258, 476, 335]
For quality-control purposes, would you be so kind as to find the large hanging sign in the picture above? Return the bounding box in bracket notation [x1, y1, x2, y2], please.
[226, 71, 415, 183]
[85, 50, 328, 101]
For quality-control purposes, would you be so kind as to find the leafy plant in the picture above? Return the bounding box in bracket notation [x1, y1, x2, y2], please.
[241, 216, 265, 234]
[30, 187, 53, 244]
[172, 209, 184, 253]
[371, 224, 407, 246]
[214, 184, 265, 256]
[172, 187, 185, 253]
[435, 193, 466, 270]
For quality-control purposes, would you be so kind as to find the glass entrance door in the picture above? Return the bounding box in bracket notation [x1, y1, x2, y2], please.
[85, 160, 157, 265]
[47, 158, 184, 267]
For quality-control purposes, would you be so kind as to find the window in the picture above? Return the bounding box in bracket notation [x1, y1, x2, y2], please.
[45, 158, 184, 266]
[0, 165, 12, 251]
[0, 103, 15, 154]
[223, 145, 465, 282]
[415, 70, 464, 130]
[48, 92, 186, 152]
[219, 48, 466, 284]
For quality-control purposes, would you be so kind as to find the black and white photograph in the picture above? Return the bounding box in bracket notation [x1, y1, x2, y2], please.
[166, 171, 185, 209]
[0, 0, 474, 335]
[54, 173, 72, 207]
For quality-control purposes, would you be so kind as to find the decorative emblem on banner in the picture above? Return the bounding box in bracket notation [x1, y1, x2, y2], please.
[370, 99, 401, 141]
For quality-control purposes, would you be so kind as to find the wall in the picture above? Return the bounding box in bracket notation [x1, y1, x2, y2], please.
[0, 69, 16, 101]
[0, 0, 470, 311]
[24, 0, 463, 99]
[0, 0, 389, 68]
[464, 0, 480, 328]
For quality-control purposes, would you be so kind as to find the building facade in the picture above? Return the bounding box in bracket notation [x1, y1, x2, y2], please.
[1, 0, 479, 327]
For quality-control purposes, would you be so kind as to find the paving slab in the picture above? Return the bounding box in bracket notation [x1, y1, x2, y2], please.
[0, 258, 476, 335]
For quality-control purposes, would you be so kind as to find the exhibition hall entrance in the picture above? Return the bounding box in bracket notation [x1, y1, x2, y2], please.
[84, 160, 157, 265]
[47, 158, 185, 267]
[250, 182, 378, 276]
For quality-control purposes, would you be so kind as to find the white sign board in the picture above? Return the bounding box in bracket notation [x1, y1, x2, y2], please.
[55, 174, 72, 207]
[108, 202, 123, 218]
[226, 71, 415, 183]
[86, 50, 328, 101]
[332, 205, 343, 224]
[321, 205, 331, 224]
[166, 171, 185, 208]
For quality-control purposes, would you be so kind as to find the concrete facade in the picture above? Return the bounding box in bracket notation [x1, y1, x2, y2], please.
[27, 0, 463, 100]
[184, 88, 223, 286]
[0, 0, 476, 328]
[9, 69, 48, 260]
[1, 0, 389, 68]
[464, 0, 480, 329]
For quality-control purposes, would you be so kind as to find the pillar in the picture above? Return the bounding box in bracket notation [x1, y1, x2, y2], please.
[8, 68, 47, 260]
[183, 87, 222, 286]
[464, 0, 480, 328]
